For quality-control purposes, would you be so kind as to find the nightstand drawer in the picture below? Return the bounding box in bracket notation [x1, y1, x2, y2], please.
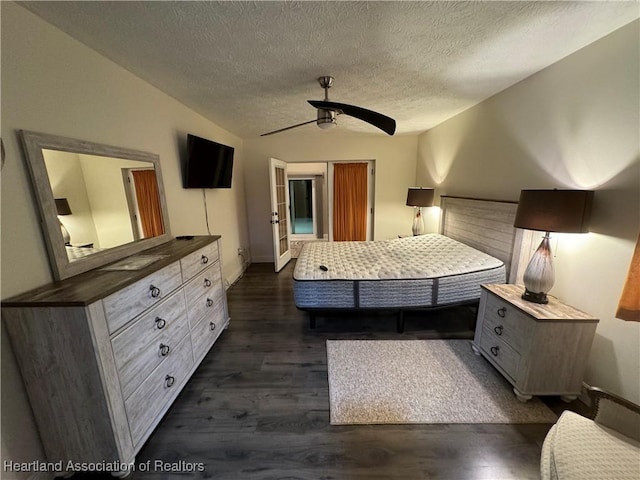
[480, 328, 520, 380]
[483, 293, 527, 351]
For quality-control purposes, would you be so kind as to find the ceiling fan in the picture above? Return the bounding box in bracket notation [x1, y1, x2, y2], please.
[260, 76, 396, 136]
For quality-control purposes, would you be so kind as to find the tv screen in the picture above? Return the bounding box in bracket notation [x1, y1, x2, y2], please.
[184, 134, 234, 188]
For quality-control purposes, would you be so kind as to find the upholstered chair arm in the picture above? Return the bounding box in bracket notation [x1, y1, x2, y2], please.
[587, 386, 640, 442]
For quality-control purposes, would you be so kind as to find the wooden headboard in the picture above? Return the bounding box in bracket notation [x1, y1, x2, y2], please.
[439, 196, 532, 284]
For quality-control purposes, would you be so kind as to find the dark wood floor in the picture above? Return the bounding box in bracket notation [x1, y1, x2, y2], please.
[75, 262, 588, 480]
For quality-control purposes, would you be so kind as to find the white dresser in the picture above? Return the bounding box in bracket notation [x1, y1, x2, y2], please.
[2, 236, 228, 476]
[473, 284, 598, 403]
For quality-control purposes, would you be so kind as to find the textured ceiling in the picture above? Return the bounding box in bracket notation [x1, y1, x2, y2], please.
[19, 1, 640, 138]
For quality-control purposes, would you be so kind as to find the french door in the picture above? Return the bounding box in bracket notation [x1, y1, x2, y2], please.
[269, 158, 292, 272]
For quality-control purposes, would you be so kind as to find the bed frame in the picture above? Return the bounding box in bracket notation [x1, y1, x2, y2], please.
[300, 196, 530, 332]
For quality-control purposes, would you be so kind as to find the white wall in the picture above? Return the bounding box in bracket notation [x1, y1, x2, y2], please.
[244, 134, 419, 261]
[0, 3, 250, 478]
[80, 156, 150, 248]
[417, 20, 640, 403]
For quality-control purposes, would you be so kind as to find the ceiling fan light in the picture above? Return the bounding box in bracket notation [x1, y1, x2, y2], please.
[317, 119, 336, 130]
[317, 109, 336, 130]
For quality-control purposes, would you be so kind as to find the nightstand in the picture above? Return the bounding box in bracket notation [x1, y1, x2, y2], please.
[472, 284, 598, 403]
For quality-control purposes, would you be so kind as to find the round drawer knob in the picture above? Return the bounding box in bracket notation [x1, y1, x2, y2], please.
[201, 255, 209, 265]
[165, 375, 175, 388]
[159, 343, 171, 356]
[210, 322, 216, 331]
[490, 346, 500, 357]
[149, 285, 161, 298]
[206, 298, 214, 307]
[494, 325, 504, 336]
[204, 278, 212, 287]
[497, 307, 506, 318]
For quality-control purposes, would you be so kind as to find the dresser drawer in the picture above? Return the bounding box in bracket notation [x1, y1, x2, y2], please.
[186, 279, 224, 326]
[191, 299, 227, 361]
[483, 293, 527, 351]
[111, 290, 189, 399]
[480, 327, 520, 380]
[180, 242, 220, 282]
[183, 265, 222, 309]
[125, 333, 194, 446]
[103, 261, 182, 334]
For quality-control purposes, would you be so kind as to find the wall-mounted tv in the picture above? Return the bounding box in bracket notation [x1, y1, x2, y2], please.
[184, 134, 234, 188]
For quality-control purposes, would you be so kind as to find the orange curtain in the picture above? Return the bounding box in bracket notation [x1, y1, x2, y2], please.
[333, 163, 368, 241]
[616, 234, 640, 321]
[132, 170, 164, 238]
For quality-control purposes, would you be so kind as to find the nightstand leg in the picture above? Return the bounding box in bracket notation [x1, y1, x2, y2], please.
[471, 343, 481, 356]
[560, 395, 578, 403]
[513, 388, 532, 403]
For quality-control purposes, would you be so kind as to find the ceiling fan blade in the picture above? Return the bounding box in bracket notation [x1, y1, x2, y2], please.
[260, 119, 317, 136]
[308, 100, 396, 135]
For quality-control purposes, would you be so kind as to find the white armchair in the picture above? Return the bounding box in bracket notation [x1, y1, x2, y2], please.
[541, 386, 640, 479]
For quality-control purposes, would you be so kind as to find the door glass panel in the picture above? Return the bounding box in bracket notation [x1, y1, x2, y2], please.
[289, 179, 314, 235]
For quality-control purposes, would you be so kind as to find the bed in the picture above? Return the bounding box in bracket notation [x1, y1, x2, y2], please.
[293, 196, 529, 331]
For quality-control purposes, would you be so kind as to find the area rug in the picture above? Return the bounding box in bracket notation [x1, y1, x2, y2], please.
[326, 339, 558, 425]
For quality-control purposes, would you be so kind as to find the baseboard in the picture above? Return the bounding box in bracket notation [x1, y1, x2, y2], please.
[251, 256, 274, 263]
[226, 260, 252, 290]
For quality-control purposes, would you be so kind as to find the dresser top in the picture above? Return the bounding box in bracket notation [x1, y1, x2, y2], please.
[2, 236, 220, 307]
[482, 284, 599, 322]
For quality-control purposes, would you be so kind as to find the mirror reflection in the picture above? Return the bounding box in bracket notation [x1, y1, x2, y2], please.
[43, 149, 165, 262]
[20, 130, 172, 281]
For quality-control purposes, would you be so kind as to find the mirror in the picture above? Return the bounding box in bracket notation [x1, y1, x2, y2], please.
[20, 130, 172, 280]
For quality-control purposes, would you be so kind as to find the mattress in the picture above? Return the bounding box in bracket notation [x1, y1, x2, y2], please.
[293, 234, 505, 309]
[66, 245, 101, 261]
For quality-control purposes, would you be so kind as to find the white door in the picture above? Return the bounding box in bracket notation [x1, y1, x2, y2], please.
[269, 158, 292, 272]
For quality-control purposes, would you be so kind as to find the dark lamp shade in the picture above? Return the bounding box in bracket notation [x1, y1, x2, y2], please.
[406, 188, 434, 207]
[514, 189, 593, 233]
[55, 198, 72, 216]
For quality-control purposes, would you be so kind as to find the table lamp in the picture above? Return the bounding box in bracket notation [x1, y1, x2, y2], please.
[406, 187, 434, 236]
[514, 189, 594, 304]
[55, 198, 72, 245]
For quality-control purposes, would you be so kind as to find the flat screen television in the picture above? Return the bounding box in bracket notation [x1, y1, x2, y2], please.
[184, 134, 234, 188]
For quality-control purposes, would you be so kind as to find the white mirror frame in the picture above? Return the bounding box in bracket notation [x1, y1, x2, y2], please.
[20, 130, 172, 280]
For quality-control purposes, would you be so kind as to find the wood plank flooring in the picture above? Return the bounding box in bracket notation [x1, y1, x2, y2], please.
[73, 262, 587, 480]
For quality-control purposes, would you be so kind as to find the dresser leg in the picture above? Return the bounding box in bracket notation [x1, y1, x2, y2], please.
[470, 343, 481, 356]
[513, 388, 532, 403]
